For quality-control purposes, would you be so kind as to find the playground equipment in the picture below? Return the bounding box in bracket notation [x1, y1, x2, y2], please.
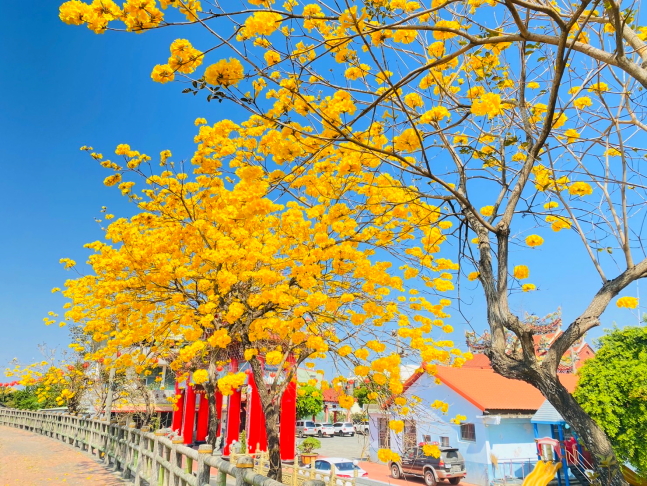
[623, 466, 647, 486]
[522, 461, 562, 486]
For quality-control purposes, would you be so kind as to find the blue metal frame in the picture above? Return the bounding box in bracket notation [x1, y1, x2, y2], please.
[532, 421, 568, 486]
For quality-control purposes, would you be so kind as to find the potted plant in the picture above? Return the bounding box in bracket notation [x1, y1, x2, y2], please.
[297, 437, 321, 465]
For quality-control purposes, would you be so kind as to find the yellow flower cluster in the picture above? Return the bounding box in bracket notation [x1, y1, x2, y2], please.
[573, 97, 592, 109]
[338, 394, 355, 409]
[422, 444, 441, 457]
[525, 235, 544, 247]
[513, 265, 529, 280]
[265, 350, 283, 365]
[217, 372, 247, 396]
[568, 182, 593, 196]
[204, 58, 245, 87]
[238, 11, 283, 40]
[193, 369, 209, 384]
[59, 0, 166, 33]
[389, 420, 404, 433]
[616, 296, 638, 309]
[471, 92, 506, 118]
[433, 20, 460, 40]
[546, 215, 572, 232]
[377, 449, 401, 463]
[480, 206, 494, 217]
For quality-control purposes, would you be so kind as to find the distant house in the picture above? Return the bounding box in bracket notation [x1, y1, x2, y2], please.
[368, 355, 579, 486]
[321, 388, 364, 423]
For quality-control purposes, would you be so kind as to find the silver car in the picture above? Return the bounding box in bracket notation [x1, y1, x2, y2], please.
[296, 420, 317, 437]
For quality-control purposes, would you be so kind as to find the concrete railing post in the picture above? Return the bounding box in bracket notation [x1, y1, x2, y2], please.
[154, 429, 166, 486]
[134, 426, 150, 486]
[197, 444, 213, 486]
[170, 436, 184, 486]
[123, 422, 137, 480]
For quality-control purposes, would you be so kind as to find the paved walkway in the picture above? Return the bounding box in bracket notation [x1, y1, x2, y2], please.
[0, 426, 127, 485]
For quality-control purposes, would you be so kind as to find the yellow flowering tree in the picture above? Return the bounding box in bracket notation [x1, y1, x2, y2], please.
[58, 134, 468, 478]
[56, 0, 647, 481]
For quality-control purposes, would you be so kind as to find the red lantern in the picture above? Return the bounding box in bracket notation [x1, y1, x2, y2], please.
[116, 351, 122, 357]
[67, 365, 75, 371]
[216, 365, 223, 372]
[348, 379, 355, 385]
[364, 378, 370, 384]
[269, 372, 276, 378]
[82, 362, 89, 369]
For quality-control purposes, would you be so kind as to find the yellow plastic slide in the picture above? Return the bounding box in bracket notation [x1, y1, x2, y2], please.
[623, 466, 647, 486]
[522, 461, 562, 486]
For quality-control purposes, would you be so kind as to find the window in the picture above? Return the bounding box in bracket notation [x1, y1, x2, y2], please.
[315, 460, 331, 471]
[403, 419, 417, 450]
[440, 436, 450, 447]
[378, 417, 390, 449]
[404, 447, 418, 460]
[460, 423, 476, 442]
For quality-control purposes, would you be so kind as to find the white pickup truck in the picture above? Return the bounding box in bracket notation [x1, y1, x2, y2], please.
[354, 421, 369, 435]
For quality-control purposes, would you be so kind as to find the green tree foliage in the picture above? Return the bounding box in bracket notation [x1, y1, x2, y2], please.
[296, 385, 323, 419]
[574, 326, 647, 476]
[353, 386, 374, 408]
[1, 385, 60, 410]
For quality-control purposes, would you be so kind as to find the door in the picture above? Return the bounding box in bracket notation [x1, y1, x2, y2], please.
[411, 447, 428, 475]
[400, 447, 418, 474]
[413, 448, 437, 476]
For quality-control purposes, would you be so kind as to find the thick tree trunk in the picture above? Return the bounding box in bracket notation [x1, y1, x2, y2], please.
[205, 352, 221, 450]
[533, 375, 627, 486]
[264, 403, 282, 481]
[490, 358, 628, 485]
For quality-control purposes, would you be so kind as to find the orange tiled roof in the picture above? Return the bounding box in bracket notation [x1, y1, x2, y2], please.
[433, 366, 579, 412]
[462, 353, 492, 369]
[323, 388, 340, 402]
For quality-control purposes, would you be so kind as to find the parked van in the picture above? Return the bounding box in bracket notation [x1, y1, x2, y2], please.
[296, 420, 317, 437]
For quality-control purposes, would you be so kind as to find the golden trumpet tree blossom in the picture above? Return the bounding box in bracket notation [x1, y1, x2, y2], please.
[57, 0, 647, 481]
[58, 127, 469, 477]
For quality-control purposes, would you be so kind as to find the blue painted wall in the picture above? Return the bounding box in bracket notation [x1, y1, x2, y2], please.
[368, 373, 552, 486]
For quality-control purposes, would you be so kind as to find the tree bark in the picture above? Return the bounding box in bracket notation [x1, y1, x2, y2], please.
[489, 356, 628, 485]
[205, 351, 221, 450]
[264, 402, 282, 481]
[248, 357, 287, 482]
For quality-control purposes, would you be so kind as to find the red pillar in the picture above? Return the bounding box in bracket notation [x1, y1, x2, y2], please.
[280, 375, 297, 461]
[182, 381, 196, 445]
[224, 359, 242, 456]
[196, 391, 209, 442]
[171, 381, 185, 433]
[247, 369, 267, 453]
[215, 390, 223, 437]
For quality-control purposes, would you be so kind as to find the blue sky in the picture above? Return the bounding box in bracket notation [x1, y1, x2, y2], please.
[0, 3, 641, 371]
